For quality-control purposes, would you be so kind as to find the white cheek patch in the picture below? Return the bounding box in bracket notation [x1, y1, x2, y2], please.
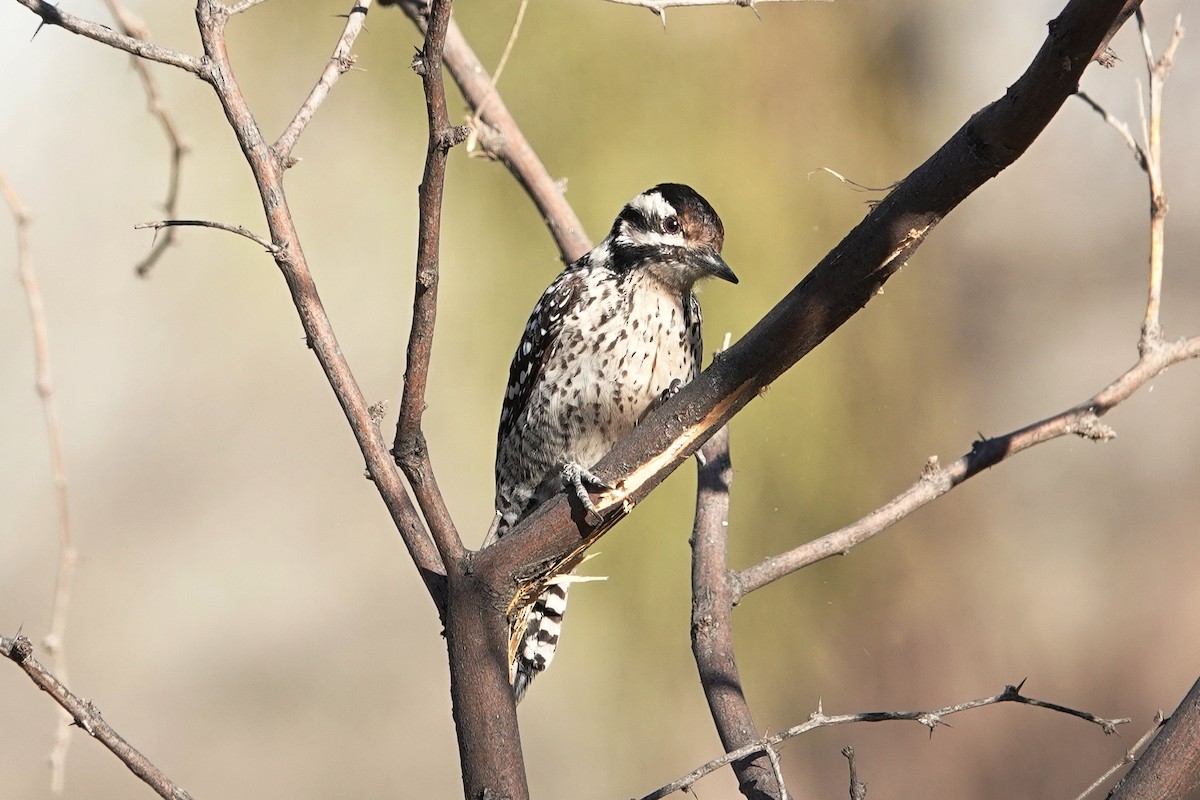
[618, 191, 686, 249]
[623, 228, 685, 249]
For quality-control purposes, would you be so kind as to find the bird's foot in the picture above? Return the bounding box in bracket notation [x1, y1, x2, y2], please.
[562, 462, 613, 525]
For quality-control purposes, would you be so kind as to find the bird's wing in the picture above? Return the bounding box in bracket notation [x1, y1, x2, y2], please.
[497, 269, 585, 446]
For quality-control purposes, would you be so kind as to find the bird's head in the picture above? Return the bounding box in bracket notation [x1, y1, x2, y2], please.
[604, 183, 738, 289]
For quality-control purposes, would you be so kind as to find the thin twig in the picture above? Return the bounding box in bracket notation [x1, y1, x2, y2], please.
[98, 0, 192, 277]
[274, 0, 374, 166]
[134, 219, 278, 251]
[466, 0, 528, 157]
[13, 0, 206, 75]
[1133, 10, 1183, 346]
[1073, 91, 1146, 170]
[606, 0, 831, 26]
[732, 333, 1200, 600]
[1074, 711, 1164, 800]
[1, 172, 80, 797]
[394, 0, 591, 263]
[1, 635, 194, 800]
[638, 682, 1128, 800]
[391, 0, 466, 563]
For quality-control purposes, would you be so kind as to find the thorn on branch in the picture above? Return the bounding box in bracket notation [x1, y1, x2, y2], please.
[410, 48, 427, 76]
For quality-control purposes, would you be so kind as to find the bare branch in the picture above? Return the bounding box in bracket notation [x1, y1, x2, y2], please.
[1074, 711, 1164, 800]
[607, 0, 831, 26]
[2, 171, 81, 795]
[274, 0, 373, 165]
[1073, 91, 1146, 170]
[1, 635, 194, 800]
[134, 219, 278, 251]
[1108, 675, 1200, 799]
[690, 426, 783, 800]
[639, 682, 1129, 800]
[391, 0, 466, 564]
[12, 0, 206, 75]
[732, 334, 1200, 599]
[391, 0, 591, 263]
[1132, 10, 1183, 345]
[184, 0, 448, 607]
[96, 0, 192, 277]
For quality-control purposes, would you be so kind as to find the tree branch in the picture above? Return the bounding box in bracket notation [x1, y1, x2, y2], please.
[134, 218, 278, 251]
[732, 333, 1200, 600]
[94, 0, 192, 278]
[1, 635, 194, 800]
[182, 0, 447, 608]
[690, 426, 784, 800]
[273, 0, 373, 166]
[1107, 675, 1200, 799]
[733, 1, 1189, 601]
[391, 0, 466, 565]
[2, 171, 81, 795]
[639, 681, 1129, 800]
[388, 0, 592, 263]
[13, 0, 206, 75]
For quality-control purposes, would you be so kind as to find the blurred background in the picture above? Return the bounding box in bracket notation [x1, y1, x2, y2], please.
[2, 1, 1198, 798]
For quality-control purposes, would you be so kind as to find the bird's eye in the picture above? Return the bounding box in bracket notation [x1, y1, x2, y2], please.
[661, 216, 681, 235]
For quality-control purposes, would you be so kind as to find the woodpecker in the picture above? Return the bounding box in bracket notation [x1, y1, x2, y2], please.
[488, 183, 737, 702]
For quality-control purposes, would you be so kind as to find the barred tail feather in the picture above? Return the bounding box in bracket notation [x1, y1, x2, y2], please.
[512, 583, 568, 703]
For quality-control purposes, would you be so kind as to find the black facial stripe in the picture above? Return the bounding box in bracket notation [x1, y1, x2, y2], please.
[613, 203, 650, 237]
[609, 241, 688, 273]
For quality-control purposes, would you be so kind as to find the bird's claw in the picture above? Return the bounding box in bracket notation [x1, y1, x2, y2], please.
[562, 462, 612, 524]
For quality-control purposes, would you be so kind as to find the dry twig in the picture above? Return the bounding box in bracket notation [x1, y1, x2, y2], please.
[273, 0, 373, 165]
[638, 682, 1129, 800]
[1, 172, 81, 796]
[0, 635, 194, 800]
[99, 0, 191, 277]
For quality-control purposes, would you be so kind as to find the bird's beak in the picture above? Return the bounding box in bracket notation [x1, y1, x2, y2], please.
[691, 249, 738, 284]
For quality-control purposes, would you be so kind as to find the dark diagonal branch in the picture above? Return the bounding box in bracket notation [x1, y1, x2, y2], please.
[1, 635, 194, 800]
[1107, 675, 1200, 800]
[641, 682, 1127, 800]
[690, 426, 784, 800]
[390, 0, 591, 263]
[391, 0, 466, 565]
[733, 4, 1191, 602]
[478, 0, 1145, 609]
